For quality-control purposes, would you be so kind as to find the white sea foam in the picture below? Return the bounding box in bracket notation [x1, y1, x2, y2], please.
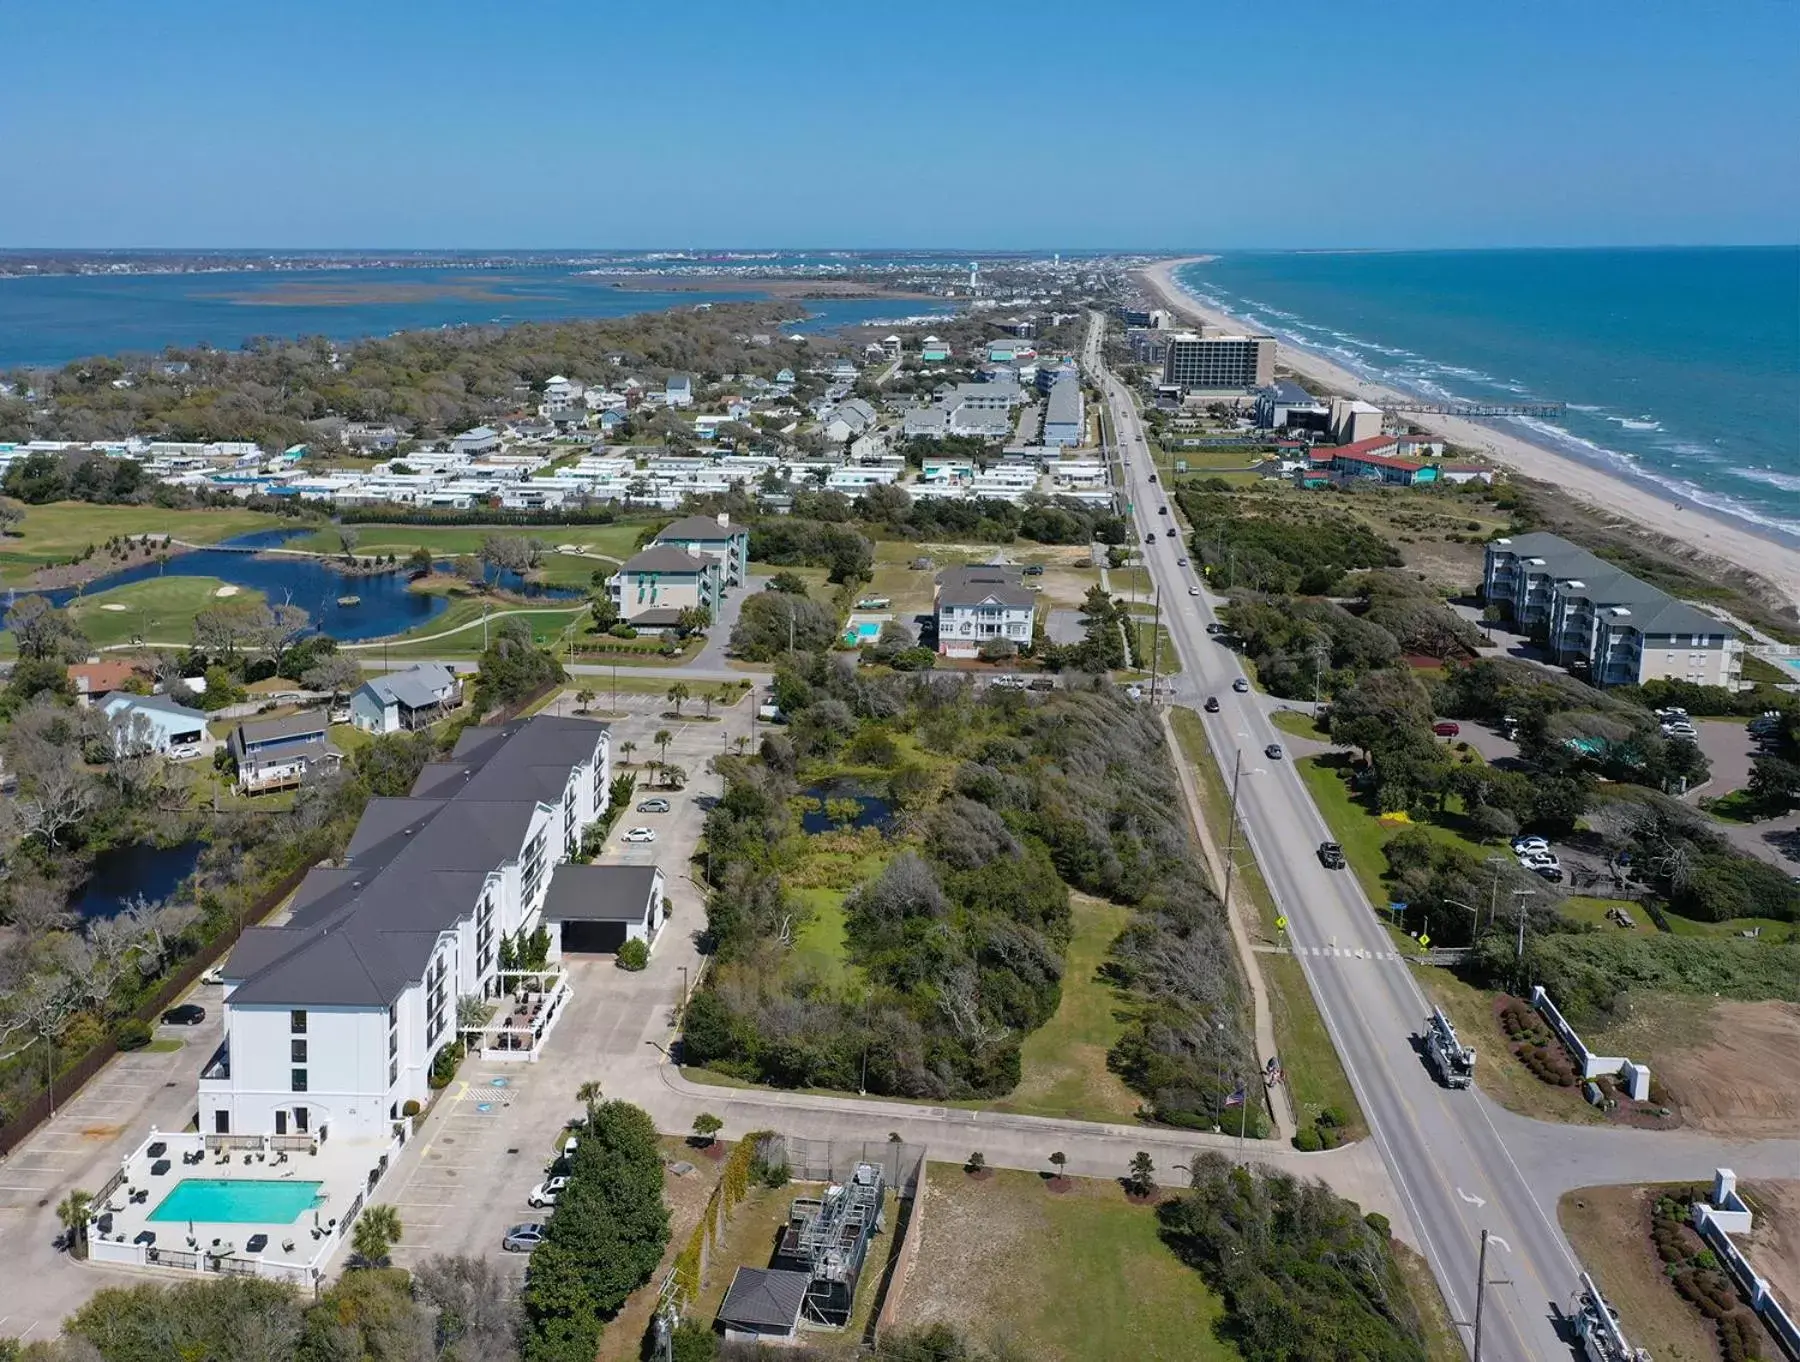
[1729, 467, 1800, 494]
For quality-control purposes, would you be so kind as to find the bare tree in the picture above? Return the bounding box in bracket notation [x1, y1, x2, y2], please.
[302, 654, 365, 699]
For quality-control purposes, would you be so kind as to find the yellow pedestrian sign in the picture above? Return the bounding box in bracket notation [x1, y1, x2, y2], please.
[1274, 916, 1288, 931]
[1418, 933, 1431, 948]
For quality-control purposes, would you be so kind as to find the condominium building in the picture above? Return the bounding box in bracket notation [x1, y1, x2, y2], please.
[205, 717, 612, 1142]
[1483, 533, 1743, 688]
[609, 545, 723, 630]
[1161, 332, 1276, 392]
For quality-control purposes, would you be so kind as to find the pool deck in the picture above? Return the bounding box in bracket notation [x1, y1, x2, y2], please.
[87, 1128, 405, 1285]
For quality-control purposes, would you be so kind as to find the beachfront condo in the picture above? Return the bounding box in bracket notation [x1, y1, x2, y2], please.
[1483, 533, 1744, 689]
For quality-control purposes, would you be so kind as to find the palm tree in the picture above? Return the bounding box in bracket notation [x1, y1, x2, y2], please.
[1048, 1151, 1067, 1182]
[351, 1204, 402, 1267]
[654, 729, 672, 770]
[56, 1189, 92, 1259]
[575, 688, 596, 714]
[666, 682, 690, 716]
[701, 689, 715, 719]
[576, 1079, 604, 1109]
[1128, 1151, 1156, 1197]
[620, 740, 637, 768]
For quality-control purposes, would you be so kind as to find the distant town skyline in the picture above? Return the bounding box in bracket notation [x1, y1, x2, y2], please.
[6, 0, 1797, 251]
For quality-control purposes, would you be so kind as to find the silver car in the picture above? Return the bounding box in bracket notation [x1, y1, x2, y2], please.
[503, 1223, 546, 1252]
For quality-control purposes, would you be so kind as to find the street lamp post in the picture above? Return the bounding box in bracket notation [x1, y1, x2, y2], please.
[1442, 898, 1481, 944]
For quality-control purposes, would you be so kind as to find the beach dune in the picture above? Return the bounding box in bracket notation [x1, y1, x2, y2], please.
[1139, 257, 1800, 611]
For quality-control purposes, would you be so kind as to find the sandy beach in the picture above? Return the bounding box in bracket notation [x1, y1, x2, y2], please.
[1140, 257, 1800, 610]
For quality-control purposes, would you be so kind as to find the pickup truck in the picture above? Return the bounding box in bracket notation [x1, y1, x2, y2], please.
[1317, 841, 1345, 870]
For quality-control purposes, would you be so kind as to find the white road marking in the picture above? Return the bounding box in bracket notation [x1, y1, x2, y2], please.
[1458, 1188, 1487, 1209]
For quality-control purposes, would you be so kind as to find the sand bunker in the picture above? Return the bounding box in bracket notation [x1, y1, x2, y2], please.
[213, 584, 241, 597]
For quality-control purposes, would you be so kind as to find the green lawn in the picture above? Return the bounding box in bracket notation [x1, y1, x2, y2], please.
[0, 502, 285, 584]
[339, 594, 593, 659]
[1296, 754, 1489, 923]
[1268, 708, 1329, 743]
[790, 886, 859, 989]
[1128, 620, 1181, 677]
[986, 894, 1141, 1124]
[291, 520, 651, 562]
[56, 576, 267, 649]
[907, 1167, 1238, 1362]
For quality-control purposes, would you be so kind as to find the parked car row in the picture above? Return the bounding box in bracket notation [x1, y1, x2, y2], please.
[1511, 835, 1563, 882]
[1656, 707, 1697, 741]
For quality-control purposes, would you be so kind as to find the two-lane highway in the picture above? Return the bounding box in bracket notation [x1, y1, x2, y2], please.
[1085, 316, 1583, 1360]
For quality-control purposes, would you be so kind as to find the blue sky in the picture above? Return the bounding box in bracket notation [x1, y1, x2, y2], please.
[6, 0, 1797, 249]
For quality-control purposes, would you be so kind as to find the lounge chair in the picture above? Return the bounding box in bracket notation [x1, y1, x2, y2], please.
[246, 1233, 268, 1254]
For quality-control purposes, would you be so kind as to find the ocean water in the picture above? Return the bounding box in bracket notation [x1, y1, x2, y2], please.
[0, 262, 955, 369]
[1174, 248, 1800, 543]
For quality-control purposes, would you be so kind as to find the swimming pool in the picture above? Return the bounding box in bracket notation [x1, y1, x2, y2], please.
[148, 1179, 324, 1224]
[850, 620, 882, 640]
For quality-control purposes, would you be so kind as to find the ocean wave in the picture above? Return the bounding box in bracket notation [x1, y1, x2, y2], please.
[1727, 467, 1800, 494]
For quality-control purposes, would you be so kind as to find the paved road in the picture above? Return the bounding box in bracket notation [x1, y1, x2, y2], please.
[1084, 315, 1621, 1361]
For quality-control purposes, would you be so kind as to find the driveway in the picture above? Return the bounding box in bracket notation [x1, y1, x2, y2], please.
[688, 574, 768, 671]
[1683, 718, 1756, 802]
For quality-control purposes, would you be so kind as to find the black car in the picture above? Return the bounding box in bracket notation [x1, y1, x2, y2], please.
[1158, 505, 1169, 515]
[161, 1004, 206, 1026]
[1203, 696, 1220, 713]
[1318, 841, 1346, 869]
[1022, 564, 1044, 576]
[1148, 473, 1158, 483]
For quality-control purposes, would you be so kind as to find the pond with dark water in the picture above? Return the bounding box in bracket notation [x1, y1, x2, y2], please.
[798, 780, 895, 835]
[2, 527, 579, 641]
[73, 840, 205, 920]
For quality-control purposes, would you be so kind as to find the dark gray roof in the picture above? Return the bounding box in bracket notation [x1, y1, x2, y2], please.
[935, 564, 1035, 610]
[541, 865, 660, 922]
[1045, 381, 1082, 426]
[621, 546, 711, 574]
[1490, 533, 1731, 639]
[361, 662, 457, 711]
[1263, 379, 1318, 404]
[224, 716, 605, 1008]
[656, 515, 744, 542]
[717, 1268, 809, 1332]
[232, 710, 329, 749]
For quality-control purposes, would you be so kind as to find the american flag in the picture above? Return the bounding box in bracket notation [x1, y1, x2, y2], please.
[1223, 1086, 1246, 1108]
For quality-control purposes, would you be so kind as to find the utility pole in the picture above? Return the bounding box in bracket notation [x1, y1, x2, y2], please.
[1454, 1228, 1512, 1362]
[1148, 587, 1162, 701]
[1221, 748, 1245, 909]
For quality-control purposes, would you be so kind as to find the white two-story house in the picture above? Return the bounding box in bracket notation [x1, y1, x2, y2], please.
[934, 565, 1036, 658]
[203, 717, 611, 1142]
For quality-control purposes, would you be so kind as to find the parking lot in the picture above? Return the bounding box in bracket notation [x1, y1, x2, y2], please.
[0, 984, 228, 1340]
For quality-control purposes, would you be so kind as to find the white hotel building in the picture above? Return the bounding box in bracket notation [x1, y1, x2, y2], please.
[204, 718, 611, 1142]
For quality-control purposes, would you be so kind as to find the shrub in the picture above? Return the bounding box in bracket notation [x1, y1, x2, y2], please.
[1292, 1126, 1322, 1152]
[428, 1041, 465, 1089]
[608, 623, 638, 639]
[112, 1019, 152, 1051]
[617, 938, 649, 971]
[401, 1099, 421, 1118]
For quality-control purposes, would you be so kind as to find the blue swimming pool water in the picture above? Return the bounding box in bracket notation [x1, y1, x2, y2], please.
[852, 621, 882, 639]
[148, 1179, 324, 1224]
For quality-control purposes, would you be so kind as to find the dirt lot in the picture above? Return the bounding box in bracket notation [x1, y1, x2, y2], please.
[1744, 1180, 1800, 1317]
[1614, 1000, 1800, 1137]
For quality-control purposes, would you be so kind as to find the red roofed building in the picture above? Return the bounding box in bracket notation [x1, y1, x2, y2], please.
[67, 659, 142, 707]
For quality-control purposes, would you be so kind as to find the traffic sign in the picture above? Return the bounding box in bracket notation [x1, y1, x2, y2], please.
[1274, 916, 1287, 931]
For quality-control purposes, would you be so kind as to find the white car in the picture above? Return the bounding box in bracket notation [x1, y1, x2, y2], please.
[623, 827, 657, 845]
[1511, 836, 1549, 855]
[201, 966, 226, 987]
[528, 1176, 569, 1208]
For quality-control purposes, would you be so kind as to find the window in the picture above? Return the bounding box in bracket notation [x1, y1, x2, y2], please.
[387, 1003, 397, 1029]
[290, 1010, 307, 1034]
[291, 1039, 307, 1063]
[388, 1028, 397, 1058]
[389, 1058, 399, 1085]
[291, 1069, 308, 1093]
